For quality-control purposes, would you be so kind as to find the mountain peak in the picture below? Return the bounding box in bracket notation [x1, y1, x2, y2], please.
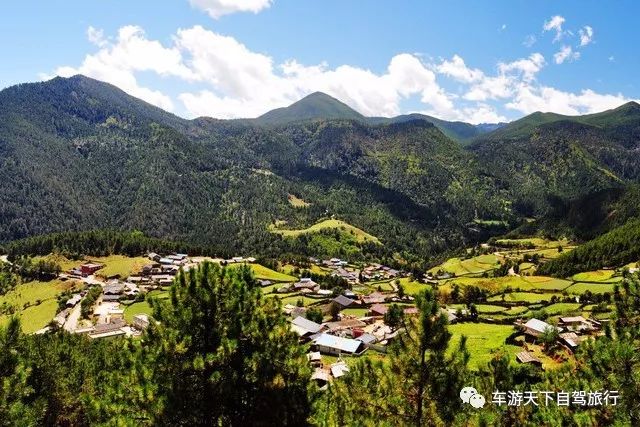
[255, 91, 364, 125]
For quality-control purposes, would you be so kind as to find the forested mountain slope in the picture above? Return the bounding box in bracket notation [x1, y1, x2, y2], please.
[0, 76, 509, 260]
[1, 75, 640, 260]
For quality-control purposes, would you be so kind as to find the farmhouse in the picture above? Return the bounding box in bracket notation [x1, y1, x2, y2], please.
[332, 295, 356, 308]
[522, 318, 559, 338]
[65, 294, 82, 308]
[516, 351, 542, 367]
[362, 292, 386, 305]
[133, 314, 150, 330]
[80, 263, 103, 276]
[559, 316, 591, 332]
[313, 333, 367, 356]
[559, 332, 583, 351]
[369, 304, 388, 316]
[290, 316, 324, 338]
[293, 278, 319, 291]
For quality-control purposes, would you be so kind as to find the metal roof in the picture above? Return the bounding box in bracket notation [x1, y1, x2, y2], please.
[314, 333, 362, 353]
[524, 318, 557, 333]
[291, 316, 323, 333]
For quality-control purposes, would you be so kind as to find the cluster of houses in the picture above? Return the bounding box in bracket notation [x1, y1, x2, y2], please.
[516, 316, 603, 366]
[308, 257, 403, 285]
[284, 285, 416, 386]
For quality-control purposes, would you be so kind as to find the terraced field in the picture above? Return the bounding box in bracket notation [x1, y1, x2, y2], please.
[270, 219, 380, 244]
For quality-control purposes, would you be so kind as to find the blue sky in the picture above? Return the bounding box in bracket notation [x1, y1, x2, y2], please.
[1, 0, 638, 123]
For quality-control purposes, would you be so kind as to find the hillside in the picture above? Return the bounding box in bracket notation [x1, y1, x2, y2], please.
[537, 218, 640, 277]
[0, 76, 510, 261]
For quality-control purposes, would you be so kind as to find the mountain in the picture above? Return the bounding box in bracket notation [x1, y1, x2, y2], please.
[254, 92, 365, 125]
[0, 76, 511, 261]
[2, 74, 639, 261]
[469, 102, 640, 216]
[253, 91, 502, 143]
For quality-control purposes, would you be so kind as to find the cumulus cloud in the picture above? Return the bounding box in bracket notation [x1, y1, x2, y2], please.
[498, 53, 546, 81]
[543, 15, 566, 42]
[579, 25, 594, 46]
[47, 24, 634, 125]
[506, 84, 630, 116]
[189, 0, 272, 19]
[554, 45, 580, 64]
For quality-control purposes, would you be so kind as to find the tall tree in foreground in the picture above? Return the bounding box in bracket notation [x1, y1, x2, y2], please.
[313, 289, 470, 426]
[141, 262, 312, 426]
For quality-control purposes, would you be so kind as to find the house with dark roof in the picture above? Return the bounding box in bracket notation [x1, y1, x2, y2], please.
[333, 295, 356, 308]
[291, 316, 324, 338]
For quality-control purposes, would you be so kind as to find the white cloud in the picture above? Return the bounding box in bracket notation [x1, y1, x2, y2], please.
[48, 25, 634, 125]
[506, 84, 631, 116]
[436, 55, 483, 83]
[554, 45, 580, 64]
[87, 26, 107, 47]
[498, 53, 546, 81]
[609, 55, 615, 62]
[523, 34, 537, 48]
[189, 0, 272, 19]
[50, 26, 194, 110]
[543, 15, 566, 42]
[579, 25, 594, 46]
[500, 24, 507, 31]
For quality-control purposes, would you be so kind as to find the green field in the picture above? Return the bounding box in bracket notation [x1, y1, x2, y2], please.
[488, 292, 562, 303]
[277, 295, 320, 307]
[123, 301, 154, 323]
[341, 307, 369, 318]
[0, 279, 82, 333]
[397, 278, 428, 296]
[229, 263, 297, 282]
[564, 282, 616, 295]
[429, 254, 499, 276]
[542, 303, 582, 316]
[90, 255, 150, 278]
[448, 323, 520, 369]
[448, 304, 508, 314]
[571, 270, 619, 283]
[441, 275, 571, 294]
[270, 219, 381, 244]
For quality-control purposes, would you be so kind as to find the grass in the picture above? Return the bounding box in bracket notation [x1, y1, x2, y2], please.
[564, 282, 616, 295]
[501, 306, 529, 316]
[229, 263, 297, 282]
[368, 280, 395, 292]
[123, 301, 154, 323]
[397, 278, 428, 296]
[440, 275, 571, 294]
[277, 295, 320, 307]
[448, 304, 508, 314]
[488, 292, 562, 303]
[0, 279, 82, 333]
[270, 219, 381, 244]
[341, 307, 369, 318]
[288, 194, 311, 207]
[88, 255, 149, 278]
[542, 303, 582, 316]
[448, 323, 520, 369]
[429, 254, 499, 276]
[571, 270, 619, 283]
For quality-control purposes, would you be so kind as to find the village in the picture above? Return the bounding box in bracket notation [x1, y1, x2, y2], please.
[21, 237, 617, 388]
